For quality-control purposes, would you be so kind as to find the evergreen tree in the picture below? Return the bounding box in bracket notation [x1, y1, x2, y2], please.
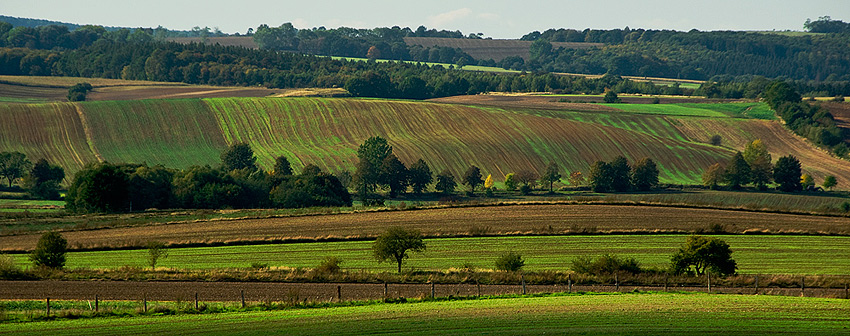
[462, 165, 483, 193]
[435, 170, 457, 194]
[589, 161, 614, 192]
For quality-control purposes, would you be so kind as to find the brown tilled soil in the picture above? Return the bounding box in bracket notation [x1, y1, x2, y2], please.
[1, 281, 845, 301]
[3, 204, 850, 251]
[429, 94, 743, 111]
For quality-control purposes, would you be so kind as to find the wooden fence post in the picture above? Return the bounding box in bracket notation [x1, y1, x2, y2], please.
[337, 286, 342, 302]
[241, 290, 246, 308]
[664, 273, 669, 292]
[707, 272, 711, 293]
[615, 273, 619, 291]
[431, 283, 435, 299]
[801, 276, 805, 296]
[477, 281, 481, 297]
[46, 297, 50, 316]
[384, 282, 388, 298]
[755, 275, 759, 294]
[143, 293, 147, 313]
[195, 292, 199, 310]
[95, 295, 99, 312]
[521, 275, 527, 295]
[568, 274, 572, 293]
[845, 283, 848, 300]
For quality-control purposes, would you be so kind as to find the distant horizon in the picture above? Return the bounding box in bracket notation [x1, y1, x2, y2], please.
[2, 0, 849, 39]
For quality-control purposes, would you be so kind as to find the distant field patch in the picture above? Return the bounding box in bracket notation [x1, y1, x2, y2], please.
[13, 235, 850, 275]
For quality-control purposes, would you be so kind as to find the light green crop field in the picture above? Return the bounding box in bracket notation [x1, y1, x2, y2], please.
[13, 235, 850, 274]
[2, 293, 848, 335]
[601, 102, 775, 119]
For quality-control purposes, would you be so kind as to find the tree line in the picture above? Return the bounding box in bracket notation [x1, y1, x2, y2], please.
[253, 23, 476, 65]
[516, 24, 850, 83]
[62, 143, 351, 213]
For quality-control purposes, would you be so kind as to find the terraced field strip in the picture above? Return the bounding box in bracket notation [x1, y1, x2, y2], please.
[4, 204, 850, 251]
[2, 293, 848, 335]
[9, 235, 850, 274]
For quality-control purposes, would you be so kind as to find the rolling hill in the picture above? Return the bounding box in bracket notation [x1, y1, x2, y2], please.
[1, 96, 848, 187]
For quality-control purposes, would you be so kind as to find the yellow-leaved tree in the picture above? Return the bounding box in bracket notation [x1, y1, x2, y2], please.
[484, 174, 494, 190]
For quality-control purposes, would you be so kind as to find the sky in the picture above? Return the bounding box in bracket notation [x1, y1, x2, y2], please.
[3, 0, 849, 38]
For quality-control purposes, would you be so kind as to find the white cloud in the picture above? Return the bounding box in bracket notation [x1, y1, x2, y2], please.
[427, 8, 472, 27]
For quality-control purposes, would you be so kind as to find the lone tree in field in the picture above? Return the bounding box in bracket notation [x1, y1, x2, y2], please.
[373, 227, 426, 273]
[504, 173, 517, 191]
[0, 151, 32, 188]
[146, 241, 168, 270]
[435, 170, 457, 194]
[631, 157, 659, 191]
[670, 235, 737, 276]
[408, 159, 433, 194]
[774, 155, 802, 192]
[541, 163, 562, 193]
[30, 231, 67, 269]
[221, 142, 258, 172]
[463, 165, 484, 193]
[823, 175, 837, 191]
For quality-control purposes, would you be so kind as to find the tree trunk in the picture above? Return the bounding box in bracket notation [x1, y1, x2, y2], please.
[397, 259, 402, 273]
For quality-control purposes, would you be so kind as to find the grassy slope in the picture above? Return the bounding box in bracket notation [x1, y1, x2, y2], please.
[12, 235, 850, 274]
[2, 293, 848, 335]
[1, 97, 848, 186]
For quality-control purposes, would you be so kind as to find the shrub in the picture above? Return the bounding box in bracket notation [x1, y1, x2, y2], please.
[250, 262, 269, 270]
[519, 184, 532, 195]
[495, 252, 525, 271]
[833, 95, 845, 102]
[571, 254, 642, 275]
[670, 235, 737, 276]
[316, 256, 342, 274]
[0, 254, 27, 279]
[709, 135, 722, 146]
[30, 231, 67, 269]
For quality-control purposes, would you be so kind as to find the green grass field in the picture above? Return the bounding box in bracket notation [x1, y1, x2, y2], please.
[12, 235, 849, 274]
[2, 293, 848, 335]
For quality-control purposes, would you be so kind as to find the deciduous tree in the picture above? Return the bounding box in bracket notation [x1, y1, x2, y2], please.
[631, 157, 659, 191]
[355, 136, 393, 199]
[373, 227, 426, 273]
[463, 165, 483, 193]
[220, 142, 258, 172]
[435, 170, 457, 194]
[0, 152, 31, 188]
[670, 235, 737, 276]
[30, 231, 67, 269]
[381, 154, 408, 197]
[823, 175, 837, 190]
[774, 155, 802, 192]
[724, 152, 751, 189]
[589, 161, 613, 192]
[408, 159, 432, 194]
[702, 163, 725, 189]
[610, 156, 632, 192]
[743, 140, 772, 189]
[541, 162, 562, 193]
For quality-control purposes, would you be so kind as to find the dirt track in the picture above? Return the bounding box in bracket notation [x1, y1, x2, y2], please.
[2, 281, 845, 301]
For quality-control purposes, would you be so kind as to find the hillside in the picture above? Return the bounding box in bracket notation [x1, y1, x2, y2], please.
[2, 97, 849, 187]
[403, 37, 603, 61]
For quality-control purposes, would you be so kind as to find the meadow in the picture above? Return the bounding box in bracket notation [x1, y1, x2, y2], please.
[9, 235, 850, 275]
[2, 293, 848, 335]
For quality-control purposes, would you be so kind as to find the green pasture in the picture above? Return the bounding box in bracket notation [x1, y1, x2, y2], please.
[2, 293, 848, 335]
[601, 102, 774, 119]
[14, 235, 850, 274]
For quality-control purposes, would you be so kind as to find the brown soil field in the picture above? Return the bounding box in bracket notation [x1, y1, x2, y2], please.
[404, 37, 603, 61]
[0, 76, 348, 102]
[1, 281, 844, 301]
[3, 204, 849, 251]
[166, 36, 259, 49]
[430, 94, 741, 109]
